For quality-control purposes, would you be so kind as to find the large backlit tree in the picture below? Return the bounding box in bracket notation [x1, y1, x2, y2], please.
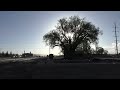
[43, 16, 101, 59]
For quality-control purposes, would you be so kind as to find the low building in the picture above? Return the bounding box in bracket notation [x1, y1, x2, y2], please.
[22, 52, 33, 58]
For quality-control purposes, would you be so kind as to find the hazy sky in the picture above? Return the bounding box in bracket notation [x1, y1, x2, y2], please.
[0, 11, 120, 55]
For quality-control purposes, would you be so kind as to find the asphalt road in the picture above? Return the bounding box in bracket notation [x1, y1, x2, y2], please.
[0, 61, 120, 79]
[31, 63, 120, 79]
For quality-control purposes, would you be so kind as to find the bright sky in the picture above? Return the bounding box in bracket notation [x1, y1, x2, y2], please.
[0, 11, 120, 55]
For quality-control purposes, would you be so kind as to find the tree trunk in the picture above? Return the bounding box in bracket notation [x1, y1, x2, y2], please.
[63, 43, 76, 60]
[63, 46, 68, 59]
[69, 49, 75, 60]
[64, 48, 75, 60]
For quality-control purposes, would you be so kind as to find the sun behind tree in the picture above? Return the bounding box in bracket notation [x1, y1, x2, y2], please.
[43, 16, 101, 59]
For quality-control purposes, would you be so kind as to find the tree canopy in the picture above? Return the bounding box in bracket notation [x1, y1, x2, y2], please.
[43, 16, 101, 59]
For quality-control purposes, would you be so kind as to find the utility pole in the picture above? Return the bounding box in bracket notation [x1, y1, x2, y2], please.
[24, 50, 25, 58]
[95, 41, 98, 54]
[113, 22, 119, 56]
[49, 45, 50, 55]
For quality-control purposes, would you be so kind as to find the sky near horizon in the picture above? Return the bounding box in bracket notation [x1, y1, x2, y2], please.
[0, 11, 120, 55]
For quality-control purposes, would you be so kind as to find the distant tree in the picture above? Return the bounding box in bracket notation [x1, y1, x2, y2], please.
[104, 50, 108, 55]
[0, 52, 1, 57]
[2, 51, 4, 57]
[96, 47, 104, 54]
[5, 51, 9, 57]
[96, 47, 108, 54]
[43, 16, 101, 59]
[10, 51, 13, 57]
